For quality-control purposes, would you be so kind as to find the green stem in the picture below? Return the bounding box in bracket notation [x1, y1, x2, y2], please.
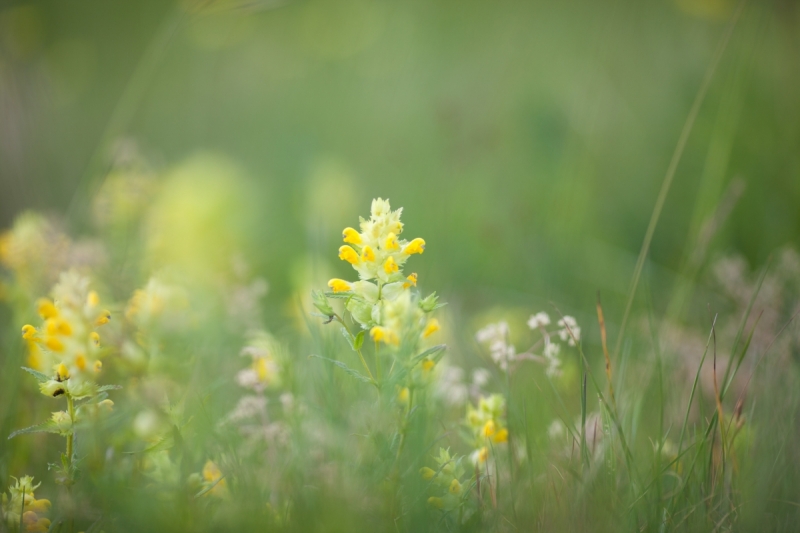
[334, 314, 376, 385]
[66, 395, 75, 467]
[395, 387, 415, 463]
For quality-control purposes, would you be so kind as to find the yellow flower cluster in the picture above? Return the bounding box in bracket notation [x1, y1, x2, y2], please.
[325, 198, 438, 346]
[21, 271, 110, 399]
[1, 476, 51, 533]
[420, 448, 468, 512]
[466, 394, 509, 464]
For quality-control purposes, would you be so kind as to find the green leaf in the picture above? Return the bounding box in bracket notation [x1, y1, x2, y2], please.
[9, 420, 61, 439]
[21, 366, 49, 383]
[96, 384, 122, 393]
[353, 330, 366, 350]
[324, 292, 355, 300]
[341, 327, 354, 348]
[412, 344, 447, 365]
[309, 354, 372, 384]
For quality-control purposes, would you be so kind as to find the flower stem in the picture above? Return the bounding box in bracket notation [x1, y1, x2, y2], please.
[66, 394, 75, 467]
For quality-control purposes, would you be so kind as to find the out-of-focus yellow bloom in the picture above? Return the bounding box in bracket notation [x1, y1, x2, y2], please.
[423, 319, 440, 338]
[477, 446, 489, 463]
[37, 299, 58, 320]
[21, 325, 37, 340]
[90, 332, 100, 346]
[397, 387, 410, 403]
[370, 326, 398, 346]
[403, 273, 417, 288]
[422, 359, 435, 372]
[86, 290, 100, 307]
[94, 310, 111, 326]
[448, 479, 462, 496]
[427, 496, 444, 509]
[44, 337, 64, 353]
[201, 460, 228, 498]
[420, 467, 436, 480]
[493, 428, 509, 443]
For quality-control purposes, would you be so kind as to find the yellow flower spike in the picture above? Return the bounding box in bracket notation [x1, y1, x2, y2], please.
[94, 360, 103, 373]
[338, 245, 360, 265]
[449, 479, 462, 496]
[493, 428, 509, 443]
[427, 497, 444, 510]
[361, 245, 376, 262]
[419, 467, 436, 480]
[483, 420, 496, 438]
[21, 324, 37, 340]
[371, 326, 398, 345]
[478, 446, 489, 463]
[87, 290, 100, 307]
[327, 278, 352, 293]
[95, 310, 111, 326]
[342, 227, 362, 245]
[422, 359, 435, 372]
[403, 238, 426, 255]
[56, 363, 69, 380]
[384, 232, 399, 251]
[383, 256, 398, 274]
[45, 337, 65, 353]
[75, 354, 87, 371]
[90, 331, 100, 346]
[37, 299, 58, 319]
[403, 273, 417, 289]
[423, 319, 440, 338]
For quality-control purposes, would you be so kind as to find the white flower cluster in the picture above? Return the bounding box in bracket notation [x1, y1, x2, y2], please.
[475, 312, 581, 377]
[435, 365, 491, 406]
[475, 322, 515, 370]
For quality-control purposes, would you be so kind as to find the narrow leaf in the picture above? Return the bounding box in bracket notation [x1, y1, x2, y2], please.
[309, 354, 372, 384]
[21, 366, 49, 383]
[9, 420, 60, 439]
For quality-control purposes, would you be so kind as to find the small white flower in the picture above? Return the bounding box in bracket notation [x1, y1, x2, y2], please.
[472, 368, 491, 387]
[557, 316, 581, 346]
[547, 419, 565, 440]
[527, 311, 551, 330]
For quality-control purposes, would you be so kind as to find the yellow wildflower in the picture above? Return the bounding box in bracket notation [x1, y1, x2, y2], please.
[328, 278, 352, 293]
[383, 256, 398, 274]
[403, 238, 425, 255]
[338, 245, 360, 265]
[342, 227, 361, 244]
[361, 245, 376, 262]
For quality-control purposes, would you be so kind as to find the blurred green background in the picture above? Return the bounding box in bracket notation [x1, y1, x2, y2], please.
[1, 0, 798, 328]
